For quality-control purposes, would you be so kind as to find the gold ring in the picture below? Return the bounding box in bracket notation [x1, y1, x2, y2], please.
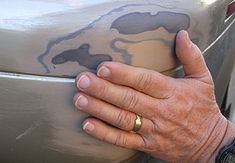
[132, 114, 142, 132]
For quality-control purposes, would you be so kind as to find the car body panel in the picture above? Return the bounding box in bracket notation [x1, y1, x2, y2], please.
[0, 0, 235, 162]
[0, 0, 229, 77]
[0, 72, 151, 163]
[227, 64, 235, 123]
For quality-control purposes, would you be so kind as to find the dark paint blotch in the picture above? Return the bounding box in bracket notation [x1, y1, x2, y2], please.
[38, 4, 149, 73]
[51, 44, 112, 70]
[111, 11, 190, 34]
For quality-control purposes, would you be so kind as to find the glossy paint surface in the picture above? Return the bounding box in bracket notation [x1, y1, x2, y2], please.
[0, 0, 235, 162]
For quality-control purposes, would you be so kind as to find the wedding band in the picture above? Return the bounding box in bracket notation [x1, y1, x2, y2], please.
[132, 114, 142, 132]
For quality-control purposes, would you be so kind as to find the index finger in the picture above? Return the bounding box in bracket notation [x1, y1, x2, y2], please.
[97, 62, 175, 99]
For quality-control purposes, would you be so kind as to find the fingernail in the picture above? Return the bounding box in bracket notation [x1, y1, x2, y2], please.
[184, 31, 190, 42]
[83, 122, 95, 132]
[77, 75, 90, 89]
[97, 66, 111, 77]
[183, 30, 192, 46]
[75, 95, 88, 109]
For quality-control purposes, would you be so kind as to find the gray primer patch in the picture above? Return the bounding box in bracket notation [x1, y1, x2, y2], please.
[111, 11, 190, 34]
[51, 44, 112, 71]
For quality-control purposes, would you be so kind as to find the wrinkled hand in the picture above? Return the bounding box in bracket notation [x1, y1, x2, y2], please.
[73, 31, 229, 162]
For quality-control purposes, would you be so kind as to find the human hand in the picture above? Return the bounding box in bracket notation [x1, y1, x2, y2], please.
[73, 31, 230, 162]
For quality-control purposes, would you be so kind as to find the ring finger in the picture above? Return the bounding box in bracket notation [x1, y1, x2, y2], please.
[73, 93, 154, 134]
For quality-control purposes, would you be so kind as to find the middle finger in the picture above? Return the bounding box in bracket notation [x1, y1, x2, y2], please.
[76, 72, 159, 119]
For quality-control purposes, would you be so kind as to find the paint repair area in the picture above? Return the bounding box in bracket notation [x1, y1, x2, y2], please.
[38, 4, 191, 76]
[111, 11, 190, 34]
[51, 44, 112, 71]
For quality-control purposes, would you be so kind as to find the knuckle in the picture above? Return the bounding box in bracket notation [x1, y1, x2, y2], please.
[121, 89, 139, 111]
[101, 128, 129, 148]
[193, 53, 204, 64]
[96, 83, 109, 98]
[114, 133, 128, 147]
[135, 72, 153, 91]
[115, 110, 133, 130]
[101, 131, 110, 142]
[155, 100, 170, 118]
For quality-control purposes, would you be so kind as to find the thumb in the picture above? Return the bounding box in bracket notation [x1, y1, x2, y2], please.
[176, 30, 210, 79]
